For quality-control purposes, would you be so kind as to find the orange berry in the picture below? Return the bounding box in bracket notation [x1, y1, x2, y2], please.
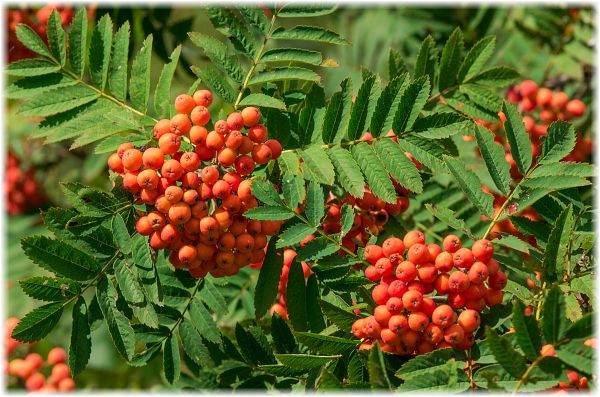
[248, 124, 268, 143]
[453, 248, 474, 269]
[457, 309, 480, 333]
[403, 230, 425, 248]
[161, 159, 185, 181]
[401, 290, 423, 312]
[190, 125, 208, 145]
[47, 347, 67, 365]
[444, 324, 465, 345]
[122, 148, 143, 171]
[225, 130, 243, 149]
[170, 113, 191, 135]
[227, 112, 244, 130]
[117, 142, 134, 158]
[371, 284, 389, 305]
[25, 372, 45, 391]
[468, 262, 489, 284]
[137, 169, 159, 190]
[190, 105, 210, 125]
[238, 136, 254, 154]
[252, 143, 273, 164]
[108, 153, 124, 173]
[443, 235, 461, 253]
[168, 202, 191, 224]
[435, 251, 454, 272]
[206, 130, 225, 150]
[142, 148, 164, 170]
[396, 260, 417, 282]
[488, 271, 507, 290]
[193, 89, 213, 107]
[241, 107, 261, 127]
[408, 311, 429, 332]
[218, 148, 237, 167]
[382, 237, 405, 257]
[174, 94, 196, 114]
[201, 166, 219, 185]
[424, 323, 444, 343]
[264, 139, 282, 160]
[153, 119, 171, 138]
[180, 152, 200, 172]
[471, 239, 494, 262]
[235, 155, 255, 175]
[158, 133, 181, 155]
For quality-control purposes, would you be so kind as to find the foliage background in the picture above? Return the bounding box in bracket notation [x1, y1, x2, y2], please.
[5, 4, 593, 390]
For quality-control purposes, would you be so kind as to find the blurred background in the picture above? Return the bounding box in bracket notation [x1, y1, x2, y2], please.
[5, 4, 594, 390]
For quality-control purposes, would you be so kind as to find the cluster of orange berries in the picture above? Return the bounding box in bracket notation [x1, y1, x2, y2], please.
[352, 231, 505, 355]
[5, 151, 46, 215]
[540, 340, 594, 393]
[5, 318, 75, 392]
[108, 90, 284, 278]
[7, 6, 74, 61]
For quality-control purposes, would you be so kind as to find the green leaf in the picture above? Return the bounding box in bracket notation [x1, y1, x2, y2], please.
[254, 240, 284, 319]
[129, 35, 152, 112]
[19, 85, 99, 117]
[565, 313, 592, 340]
[178, 318, 211, 366]
[260, 48, 322, 66]
[322, 78, 353, 143]
[398, 135, 448, 174]
[96, 276, 136, 361]
[15, 24, 51, 57]
[6, 74, 77, 99]
[243, 206, 293, 221]
[235, 324, 275, 365]
[388, 48, 408, 80]
[296, 237, 339, 262]
[163, 334, 180, 384]
[20, 277, 81, 301]
[458, 36, 495, 82]
[198, 278, 228, 316]
[521, 176, 590, 191]
[543, 204, 573, 282]
[299, 146, 335, 186]
[114, 259, 145, 305]
[251, 178, 283, 206]
[474, 124, 511, 195]
[206, 7, 257, 58]
[11, 303, 64, 343]
[484, 327, 528, 378]
[327, 146, 366, 198]
[424, 204, 472, 237]
[6, 59, 60, 77]
[154, 45, 181, 117]
[281, 171, 305, 210]
[272, 313, 297, 354]
[275, 354, 340, 369]
[347, 74, 380, 140]
[249, 67, 321, 86]
[68, 8, 88, 77]
[111, 214, 132, 255]
[188, 32, 243, 83]
[271, 25, 347, 44]
[556, 341, 594, 375]
[191, 65, 237, 103]
[319, 299, 357, 332]
[374, 139, 423, 193]
[444, 156, 494, 217]
[393, 76, 430, 133]
[238, 6, 270, 34]
[276, 223, 316, 249]
[294, 332, 357, 355]
[502, 101, 532, 175]
[352, 142, 396, 203]
[414, 35, 436, 81]
[396, 348, 463, 379]
[305, 181, 325, 226]
[470, 66, 519, 86]
[438, 28, 464, 91]
[89, 14, 113, 90]
[538, 121, 576, 164]
[287, 261, 308, 331]
[339, 205, 355, 240]
[369, 74, 406, 136]
[368, 343, 392, 390]
[306, 275, 326, 333]
[529, 162, 594, 178]
[412, 112, 471, 139]
[21, 236, 102, 280]
[238, 93, 287, 110]
[278, 5, 337, 17]
[460, 84, 503, 112]
[69, 297, 92, 376]
[189, 297, 221, 344]
[512, 301, 541, 361]
[542, 286, 568, 343]
[47, 10, 67, 65]
[399, 360, 470, 392]
[131, 235, 163, 306]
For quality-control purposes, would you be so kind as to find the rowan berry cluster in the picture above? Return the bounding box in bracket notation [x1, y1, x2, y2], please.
[351, 231, 505, 355]
[5, 151, 46, 215]
[5, 318, 75, 392]
[7, 6, 74, 61]
[108, 90, 284, 278]
[540, 340, 594, 392]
